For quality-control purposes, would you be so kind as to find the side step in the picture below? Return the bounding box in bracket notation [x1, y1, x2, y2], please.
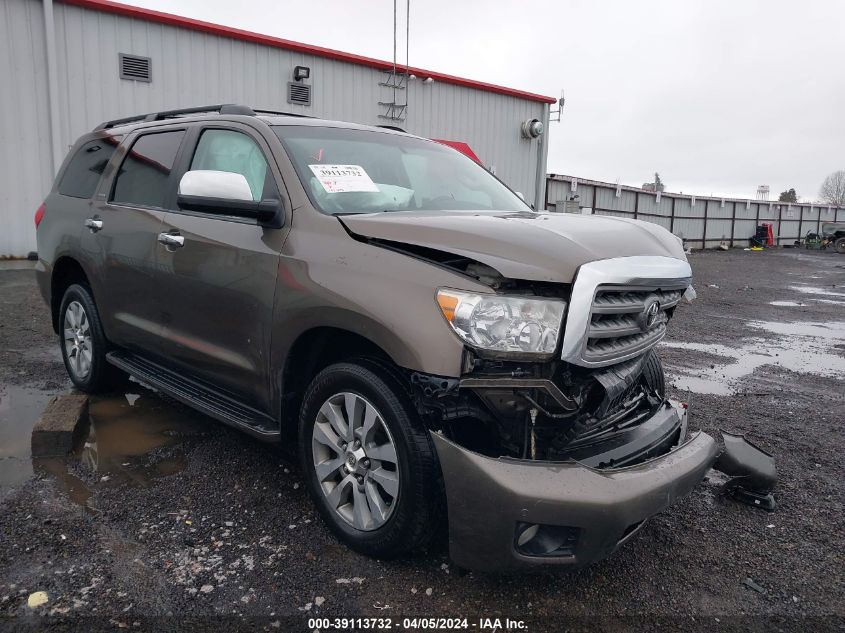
[106, 350, 280, 442]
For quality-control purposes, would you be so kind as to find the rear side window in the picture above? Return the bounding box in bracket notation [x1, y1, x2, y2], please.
[111, 130, 185, 208]
[58, 138, 120, 199]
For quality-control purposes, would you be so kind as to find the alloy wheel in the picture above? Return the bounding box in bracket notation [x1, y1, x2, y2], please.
[311, 392, 400, 531]
[63, 300, 93, 380]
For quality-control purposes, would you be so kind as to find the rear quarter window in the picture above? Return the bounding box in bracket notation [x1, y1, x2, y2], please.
[57, 137, 120, 199]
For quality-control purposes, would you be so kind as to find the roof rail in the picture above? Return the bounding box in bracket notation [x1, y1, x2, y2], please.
[376, 124, 407, 133]
[251, 108, 314, 119]
[93, 103, 257, 131]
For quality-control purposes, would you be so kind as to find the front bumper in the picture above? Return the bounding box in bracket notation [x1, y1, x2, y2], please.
[431, 406, 718, 572]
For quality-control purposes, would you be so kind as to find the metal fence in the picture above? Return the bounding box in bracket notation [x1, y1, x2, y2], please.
[546, 174, 845, 249]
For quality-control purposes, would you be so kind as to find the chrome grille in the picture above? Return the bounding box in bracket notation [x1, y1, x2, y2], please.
[584, 286, 683, 364]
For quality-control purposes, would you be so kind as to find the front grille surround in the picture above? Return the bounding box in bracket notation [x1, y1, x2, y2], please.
[560, 256, 692, 368]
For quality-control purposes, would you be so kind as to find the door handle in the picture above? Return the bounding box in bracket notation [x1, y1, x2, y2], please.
[157, 232, 185, 248]
[84, 218, 103, 232]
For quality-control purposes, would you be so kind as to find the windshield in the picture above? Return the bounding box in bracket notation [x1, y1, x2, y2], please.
[273, 125, 531, 215]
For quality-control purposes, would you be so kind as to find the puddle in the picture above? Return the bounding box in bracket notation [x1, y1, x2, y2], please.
[662, 320, 845, 395]
[0, 386, 53, 500]
[1, 385, 211, 508]
[789, 285, 845, 298]
[75, 393, 209, 486]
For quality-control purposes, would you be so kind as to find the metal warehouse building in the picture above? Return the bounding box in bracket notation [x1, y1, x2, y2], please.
[0, 0, 555, 257]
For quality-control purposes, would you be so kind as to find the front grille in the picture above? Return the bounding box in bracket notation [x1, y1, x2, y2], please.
[584, 286, 683, 364]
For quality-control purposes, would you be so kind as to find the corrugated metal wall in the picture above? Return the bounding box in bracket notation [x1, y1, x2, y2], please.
[0, 0, 548, 256]
[0, 0, 54, 258]
[547, 175, 845, 249]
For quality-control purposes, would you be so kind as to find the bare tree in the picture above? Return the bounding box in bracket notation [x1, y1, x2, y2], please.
[820, 170, 845, 206]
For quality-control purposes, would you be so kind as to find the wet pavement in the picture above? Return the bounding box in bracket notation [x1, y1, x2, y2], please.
[0, 249, 843, 631]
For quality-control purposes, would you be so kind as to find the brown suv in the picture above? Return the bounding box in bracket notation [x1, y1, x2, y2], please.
[35, 104, 718, 572]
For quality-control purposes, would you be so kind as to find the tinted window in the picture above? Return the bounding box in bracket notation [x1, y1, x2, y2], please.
[273, 126, 529, 215]
[58, 137, 120, 199]
[189, 129, 268, 201]
[111, 130, 185, 208]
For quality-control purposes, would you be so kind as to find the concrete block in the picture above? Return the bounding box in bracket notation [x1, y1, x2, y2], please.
[30, 393, 89, 457]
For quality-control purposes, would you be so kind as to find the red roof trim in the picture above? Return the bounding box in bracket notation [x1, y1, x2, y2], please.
[59, 0, 557, 105]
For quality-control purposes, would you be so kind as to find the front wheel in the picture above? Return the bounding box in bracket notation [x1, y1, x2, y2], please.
[836, 237, 845, 255]
[299, 361, 443, 559]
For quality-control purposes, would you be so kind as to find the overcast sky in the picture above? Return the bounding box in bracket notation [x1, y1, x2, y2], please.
[132, 0, 844, 201]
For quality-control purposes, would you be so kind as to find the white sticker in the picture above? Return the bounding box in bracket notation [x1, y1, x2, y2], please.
[308, 164, 379, 193]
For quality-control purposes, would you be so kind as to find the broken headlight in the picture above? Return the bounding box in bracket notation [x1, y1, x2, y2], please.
[436, 289, 566, 356]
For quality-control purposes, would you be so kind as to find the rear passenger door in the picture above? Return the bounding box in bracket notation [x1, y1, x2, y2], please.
[156, 124, 288, 412]
[84, 128, 186, 356]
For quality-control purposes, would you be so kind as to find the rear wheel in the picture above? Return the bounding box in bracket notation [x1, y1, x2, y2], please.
[58, 284, 127, 393]
[299, 361, 443, 558]
[836, 237, 845, 255]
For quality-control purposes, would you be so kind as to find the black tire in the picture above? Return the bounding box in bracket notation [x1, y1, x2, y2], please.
[58, 283, 127, 393]
[298, 360, 443, 559]
[641, 350, 666, 397]
[836, 237, 845, 255]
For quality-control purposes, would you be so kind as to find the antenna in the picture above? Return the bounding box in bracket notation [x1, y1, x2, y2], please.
[550, 90, 565, 122]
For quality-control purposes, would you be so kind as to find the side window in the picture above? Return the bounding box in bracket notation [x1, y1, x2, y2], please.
[58, 137, 120, 199]
[111, 130, 185, 208]
[189, 129, 268, 201]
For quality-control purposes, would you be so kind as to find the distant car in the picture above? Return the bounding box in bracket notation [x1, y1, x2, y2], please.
[34, 104, 717, 572]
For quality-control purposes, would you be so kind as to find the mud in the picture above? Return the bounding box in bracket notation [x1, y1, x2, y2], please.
[1, 248, 843, 632]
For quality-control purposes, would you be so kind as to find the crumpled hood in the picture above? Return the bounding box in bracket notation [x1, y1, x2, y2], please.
[339, 210, 687, 283]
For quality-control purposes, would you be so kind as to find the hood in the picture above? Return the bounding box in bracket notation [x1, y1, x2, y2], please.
[339, 210, 687, 283]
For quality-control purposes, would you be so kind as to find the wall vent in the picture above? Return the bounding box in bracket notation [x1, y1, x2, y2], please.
[119, 54, 151, 82]
[287, 82, 311, 106]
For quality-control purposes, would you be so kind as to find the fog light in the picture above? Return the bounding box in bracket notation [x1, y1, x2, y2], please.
[514, 522, 580, 557]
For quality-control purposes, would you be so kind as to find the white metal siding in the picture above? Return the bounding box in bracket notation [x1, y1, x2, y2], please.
[0, 0, 547, 256]
[0, 0, 53, 257]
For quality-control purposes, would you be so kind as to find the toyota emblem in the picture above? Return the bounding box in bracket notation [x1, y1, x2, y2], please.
[640, 300, 660, 331]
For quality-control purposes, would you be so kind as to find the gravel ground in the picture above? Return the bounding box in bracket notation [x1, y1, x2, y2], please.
[0, 249, 843, 632]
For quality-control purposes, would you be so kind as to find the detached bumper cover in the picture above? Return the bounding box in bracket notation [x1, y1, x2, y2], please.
[432, 413, 718, 572]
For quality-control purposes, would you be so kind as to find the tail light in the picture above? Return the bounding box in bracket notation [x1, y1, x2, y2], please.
[34, 203, 45, 228]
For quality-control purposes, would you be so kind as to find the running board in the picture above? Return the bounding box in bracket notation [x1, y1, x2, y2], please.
[106, 350, 280, 442]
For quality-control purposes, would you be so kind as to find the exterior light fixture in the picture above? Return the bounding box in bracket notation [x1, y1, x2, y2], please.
[293, 65, 310, 82]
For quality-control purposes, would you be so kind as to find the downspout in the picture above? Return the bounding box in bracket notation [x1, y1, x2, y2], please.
[533, 103, 550, 210]
[43, 0, 64, 174]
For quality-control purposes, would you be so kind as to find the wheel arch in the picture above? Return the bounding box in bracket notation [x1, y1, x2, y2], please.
[279, 326, 399, 442]
[50, 256, 92, 333]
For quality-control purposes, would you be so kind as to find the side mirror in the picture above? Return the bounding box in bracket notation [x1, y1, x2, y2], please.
[177, 170, 284, 228]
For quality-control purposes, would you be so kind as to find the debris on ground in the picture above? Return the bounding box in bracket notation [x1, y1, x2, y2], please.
[27, 591, 48, 608]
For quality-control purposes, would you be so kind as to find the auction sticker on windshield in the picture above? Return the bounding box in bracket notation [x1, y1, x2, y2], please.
[309, 164, 379, 193]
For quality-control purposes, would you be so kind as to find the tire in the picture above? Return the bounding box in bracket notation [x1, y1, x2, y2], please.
[298, 360, 443, 559]
[58, 283, 127, 393]
[641, 350, 666, 397]
[836, 237, 845, 255]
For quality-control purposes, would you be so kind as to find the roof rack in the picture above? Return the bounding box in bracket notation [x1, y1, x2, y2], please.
[93, 104, 311, 131]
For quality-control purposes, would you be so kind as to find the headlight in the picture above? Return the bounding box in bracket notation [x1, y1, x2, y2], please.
[436, 289, 566, 356]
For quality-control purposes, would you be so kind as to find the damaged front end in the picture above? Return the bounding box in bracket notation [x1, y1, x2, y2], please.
[403, 255, 732, 571]
[409, 353, 720, 572]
